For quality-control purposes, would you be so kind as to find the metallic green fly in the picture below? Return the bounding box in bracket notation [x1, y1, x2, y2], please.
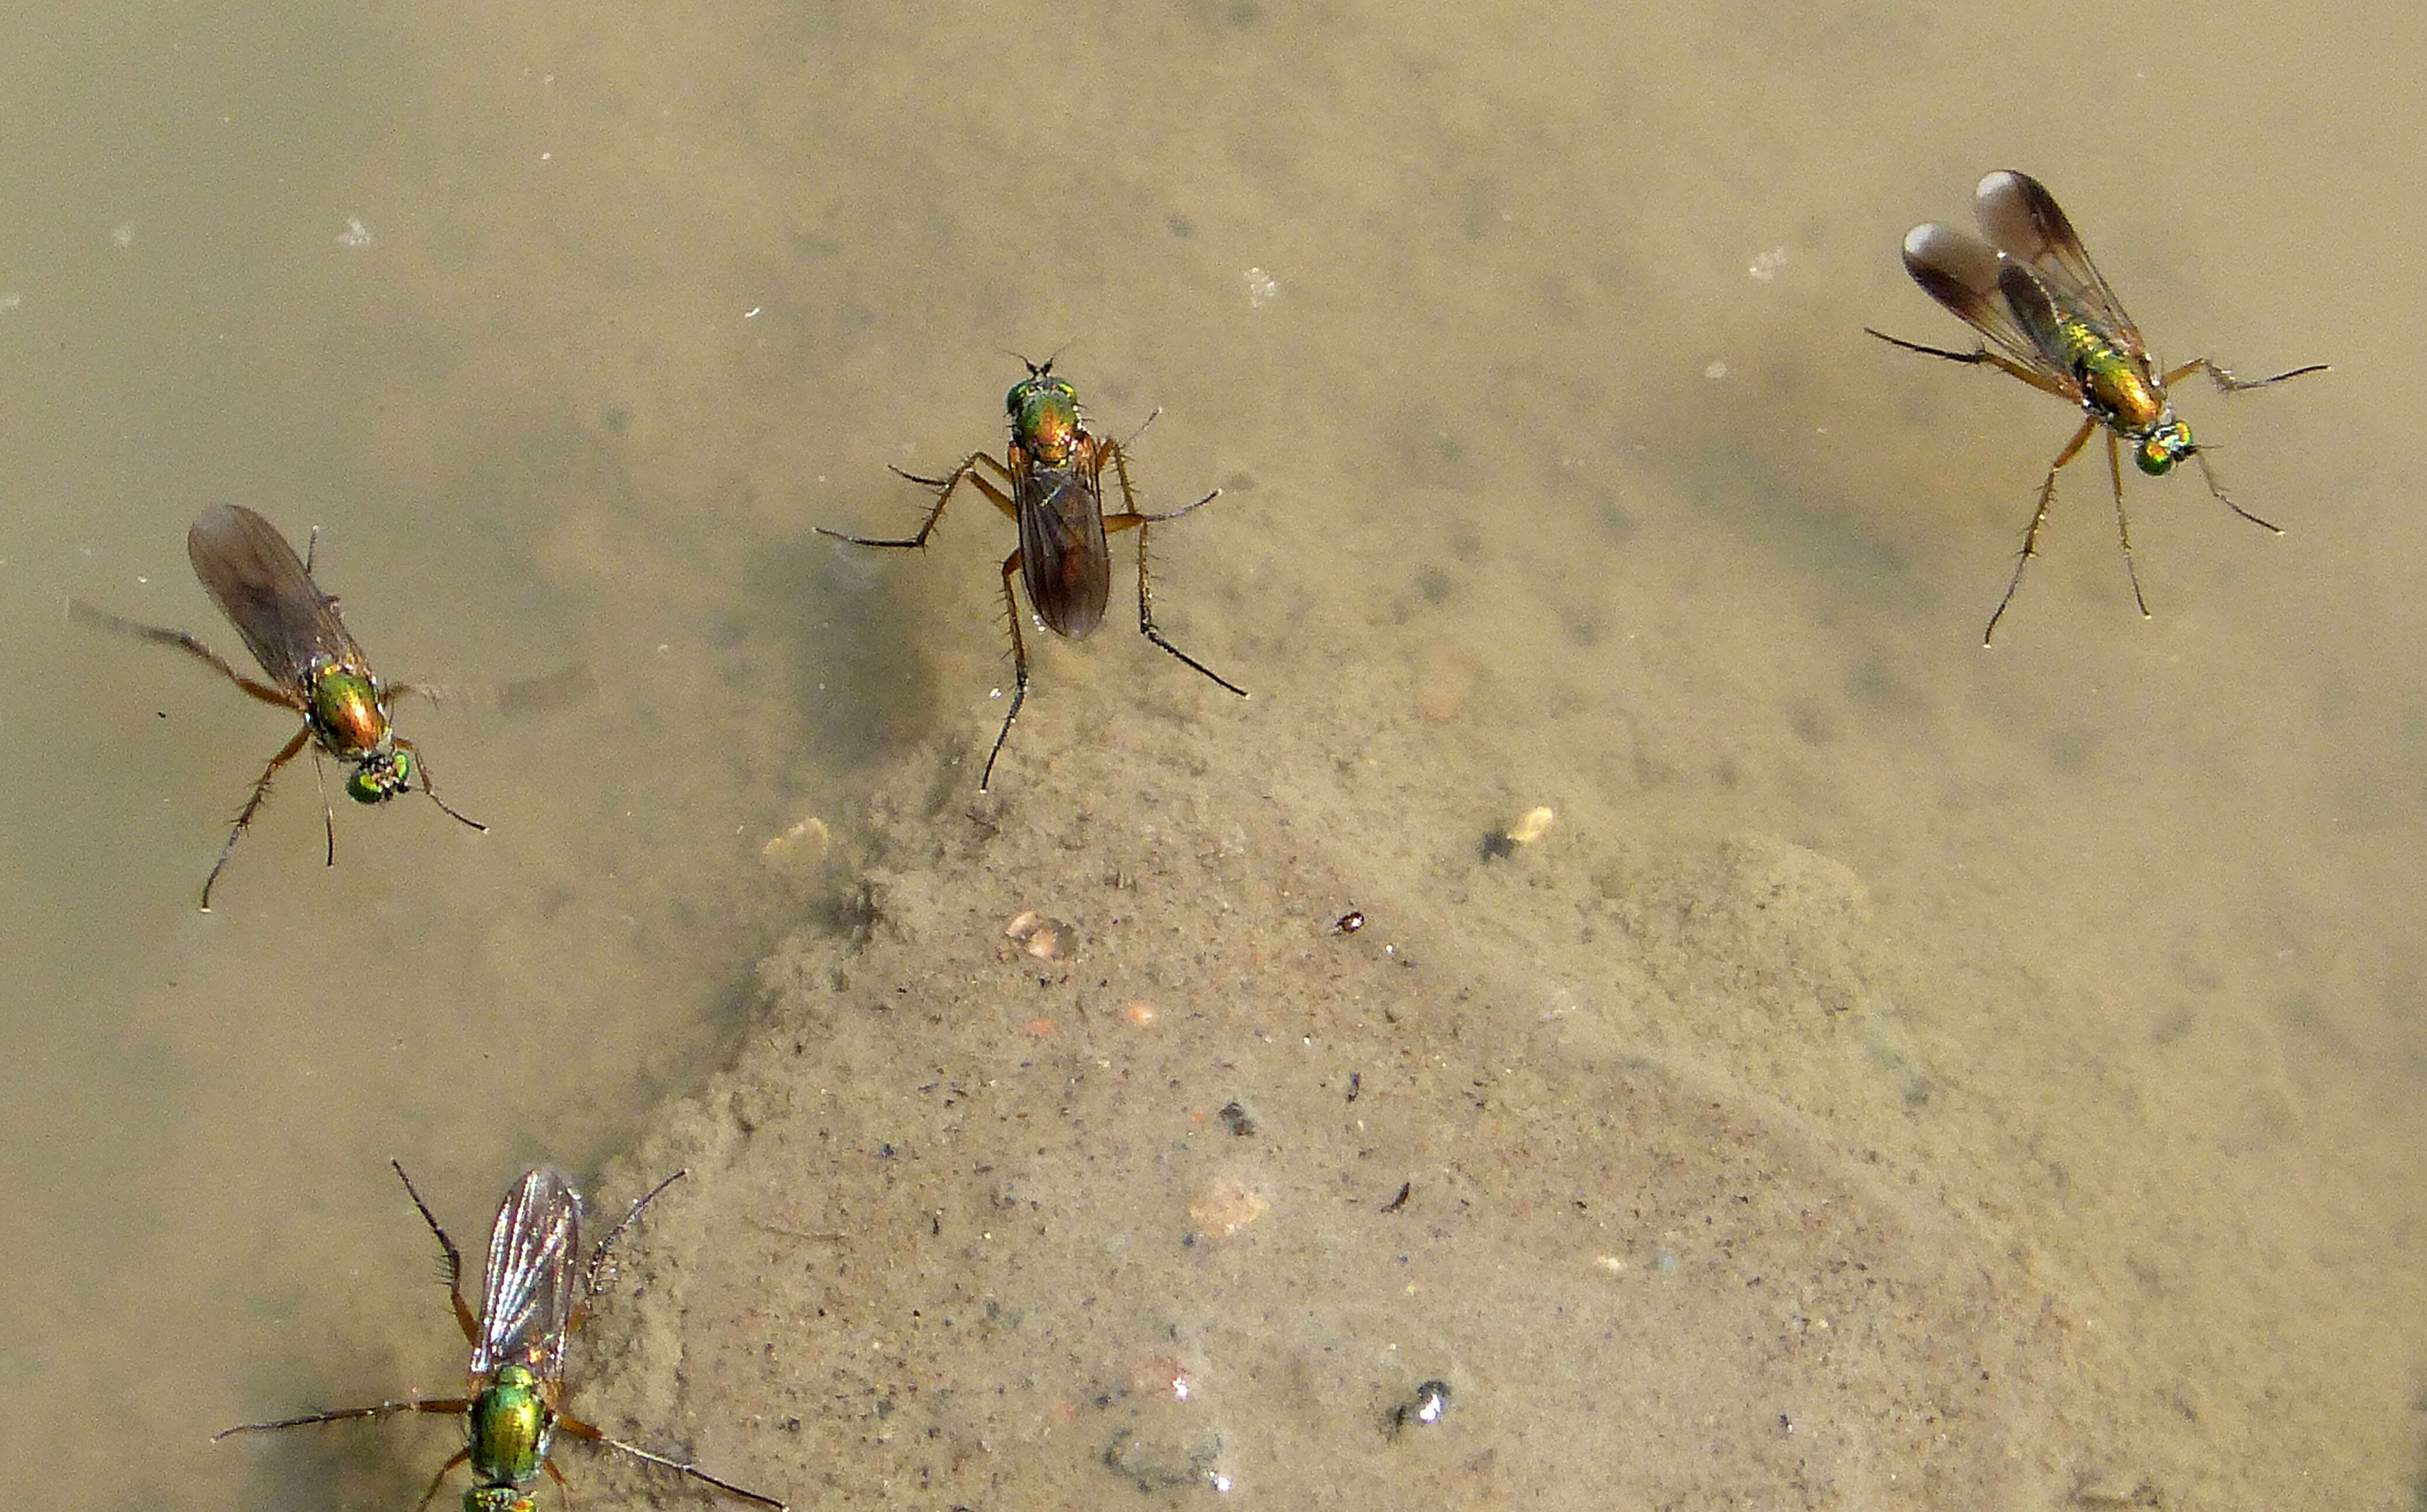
[819, 359, 1247, 790]
[70, 503, 482, 908]
[1867, 170, 2327, 643]
[216, 1162, 786, 1512]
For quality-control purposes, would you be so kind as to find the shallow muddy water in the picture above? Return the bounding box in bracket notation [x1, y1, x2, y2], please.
[3, 2, 2422, 1509]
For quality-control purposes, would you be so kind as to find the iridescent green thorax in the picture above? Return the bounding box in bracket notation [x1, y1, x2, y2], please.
[1007, 374, 1082, 466]
[467, 1364, 555, 1494]
[306, 662, 390, 758]
[2057, 319, 2167, 433]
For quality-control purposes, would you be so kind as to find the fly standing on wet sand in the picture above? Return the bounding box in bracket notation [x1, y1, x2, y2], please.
[818, 360, 1248, 790]
[216, 1162, 787, 1512]
[69, 503, 483, 909]
[1866, 170, 2327, 643]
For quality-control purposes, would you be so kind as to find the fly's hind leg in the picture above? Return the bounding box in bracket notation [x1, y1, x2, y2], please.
[1984, 415, 2099, 647]
[67, 601, 297, 711]
[1865, 330, 2082, 401]
[982, 547, 1031, 793]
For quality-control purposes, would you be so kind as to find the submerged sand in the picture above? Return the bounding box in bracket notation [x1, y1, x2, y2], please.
[559, 714, 2362, 1511]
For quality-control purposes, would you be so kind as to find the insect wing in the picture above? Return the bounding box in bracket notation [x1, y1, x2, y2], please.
[1015, 450, 1111, 639]
[1972, 170, 2145, 358]
[1898, 222, 2080, 396]
[187, 504, 370, 689]
[470, 1166, 583, 1385]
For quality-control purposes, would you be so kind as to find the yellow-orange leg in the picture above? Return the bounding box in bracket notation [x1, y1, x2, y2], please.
[201, 724, 313, 911]
[820, 456, 1033, 789]
[1862, 330, 2080, 402]
[411, 1447, 474, 1512]
[2102, 430, 2150, 621]
[1984, 415, 2099, 647]
[65, 601, 300, 712]
[391, 1159, 480, 1345]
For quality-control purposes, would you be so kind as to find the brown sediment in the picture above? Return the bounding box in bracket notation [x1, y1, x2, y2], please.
[576, 734, 2143, 1512]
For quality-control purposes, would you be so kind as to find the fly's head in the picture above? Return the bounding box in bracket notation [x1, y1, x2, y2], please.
[2136, 418, 2196, 476]
[345, 746, 415, 804]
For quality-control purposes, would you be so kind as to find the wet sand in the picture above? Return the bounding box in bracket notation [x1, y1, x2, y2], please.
[570, 706, 2407, 1509]
[7, 2, 2422, 1509]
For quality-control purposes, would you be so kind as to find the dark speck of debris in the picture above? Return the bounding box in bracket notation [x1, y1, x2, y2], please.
[1479, 830, 1518, 861]
[1382, 1181, 1410, 1213]
[1217, 1101, 1257, 1137]
[1346, 1072, 1361, 1103]
[1330, 909, 1365, 935]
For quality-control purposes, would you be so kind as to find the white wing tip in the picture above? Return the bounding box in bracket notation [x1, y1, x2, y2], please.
[1977, 169, 2025, 200]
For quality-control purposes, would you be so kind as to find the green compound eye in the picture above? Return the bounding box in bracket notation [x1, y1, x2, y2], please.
[2137, 422, 2195, 476]
[345, 748, 414, 804]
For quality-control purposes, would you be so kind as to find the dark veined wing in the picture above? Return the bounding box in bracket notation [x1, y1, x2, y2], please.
[470, 1166, 584, 1385]
[1898, 222, 2083, 399]
[1971, 170, 2145, 359]
[1016, 453, 1111, 640]
[187, 505, 370, 688]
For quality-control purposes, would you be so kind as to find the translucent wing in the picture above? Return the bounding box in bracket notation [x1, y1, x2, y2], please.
[1015, 451, 1111, 640]
[187, 504, 371, 689]
[1898, 222, 2083, 400]
[1971, 170, 2146, 359]
[471, 1166, 583, 1385]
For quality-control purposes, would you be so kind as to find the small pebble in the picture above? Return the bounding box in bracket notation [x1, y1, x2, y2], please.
[1188, 1176, 1268, 1238]
[1003, 909, 1071, 962]
[1413, 646, 1478, 724]
[1128, 1353, 1195, 1401]
[760, 816, 831, 877]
